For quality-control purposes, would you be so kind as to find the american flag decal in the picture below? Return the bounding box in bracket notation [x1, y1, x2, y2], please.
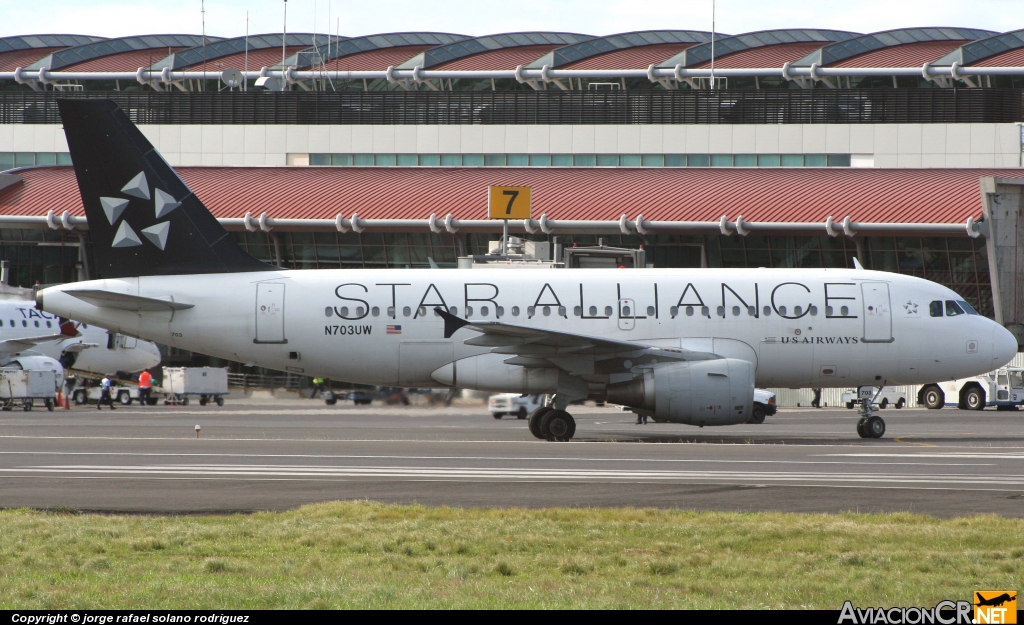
[387, 325, 402, 335]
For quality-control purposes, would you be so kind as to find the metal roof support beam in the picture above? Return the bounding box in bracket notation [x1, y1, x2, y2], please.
[12, 67, 41, 92]
[0, 213, 988, 238]
[6, 65, 1024, 84]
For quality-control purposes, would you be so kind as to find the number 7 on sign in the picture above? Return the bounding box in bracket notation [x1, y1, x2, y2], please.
[488, 186, 531, 220]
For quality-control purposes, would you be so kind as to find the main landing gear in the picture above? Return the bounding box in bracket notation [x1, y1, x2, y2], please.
[528, 406, 576, 442]
[855, 389, 886, 439]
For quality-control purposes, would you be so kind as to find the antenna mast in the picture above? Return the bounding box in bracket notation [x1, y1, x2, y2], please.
[282, 0, 288, 70]
[710, 0, 715, 90]
[201, 0, 207, 88]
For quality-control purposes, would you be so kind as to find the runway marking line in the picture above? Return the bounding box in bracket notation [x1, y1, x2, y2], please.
[2, 434, 1021, 450]
[0, 451, 1002, 468]
[2, 473, 1023, 495]
[4, 465, 1024, 490]
[893, 437, 937, 447]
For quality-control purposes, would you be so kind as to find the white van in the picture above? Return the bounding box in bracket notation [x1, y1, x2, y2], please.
[489, 393, 545, 419]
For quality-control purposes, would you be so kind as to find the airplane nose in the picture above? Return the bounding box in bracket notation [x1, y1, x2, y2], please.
[992, 323, 1019, 368]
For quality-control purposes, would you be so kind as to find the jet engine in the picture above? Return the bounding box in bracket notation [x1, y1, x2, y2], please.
[2, 354, 65, 388]
[605, 358, 754, 425]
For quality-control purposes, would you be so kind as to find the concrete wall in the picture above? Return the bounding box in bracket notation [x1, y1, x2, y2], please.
[982, 177, 1024, 349]
[2, 123, 1021, 168]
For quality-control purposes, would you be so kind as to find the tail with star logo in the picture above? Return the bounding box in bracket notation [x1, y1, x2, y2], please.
[57, 99, 273, 279]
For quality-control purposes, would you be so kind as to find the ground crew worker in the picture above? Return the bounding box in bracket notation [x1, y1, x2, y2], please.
[98, 374, 116, 410]
[138, 370, 152, 405]
[311, 377, 325, 399]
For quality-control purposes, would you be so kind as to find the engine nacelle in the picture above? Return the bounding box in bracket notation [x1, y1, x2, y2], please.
[431, 353, 559, 394]
[606, 358, 754, 425]
[3, 355, 65, 388]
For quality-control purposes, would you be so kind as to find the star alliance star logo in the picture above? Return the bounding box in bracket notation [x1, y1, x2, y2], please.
[99, 171, 178, 251]
[903, 300, 919, 314]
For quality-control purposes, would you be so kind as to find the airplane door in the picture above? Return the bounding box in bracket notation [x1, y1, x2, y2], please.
[861, 282, 892, 343]
[255, 283, 287, 344]
[618, 299, 635, 330]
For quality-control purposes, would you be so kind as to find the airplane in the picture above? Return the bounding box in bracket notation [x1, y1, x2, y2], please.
[35, 99, 1018, 440]
[975, 593, 1016, 608]
[0, 292, 162, 385]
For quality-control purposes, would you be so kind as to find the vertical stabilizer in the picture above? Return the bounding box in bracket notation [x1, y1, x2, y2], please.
[57, 99, 273, 278]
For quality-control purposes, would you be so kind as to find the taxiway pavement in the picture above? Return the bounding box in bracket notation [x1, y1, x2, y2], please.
[0, 399, 1021, 516]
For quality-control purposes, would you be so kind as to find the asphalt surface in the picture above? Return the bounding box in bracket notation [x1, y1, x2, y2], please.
[1, 398, 1022, 516]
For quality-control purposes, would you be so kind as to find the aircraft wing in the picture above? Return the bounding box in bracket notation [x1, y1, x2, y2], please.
[61, 342, 101, 353]
[64, 290, 194, 312]
[0, 319, 80, 356]
[435, 307, 716, 376]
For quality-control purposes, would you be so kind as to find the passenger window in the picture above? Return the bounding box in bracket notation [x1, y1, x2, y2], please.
[762, 306, 771, 316]
[34, 321, 39, 327]
[496, 306, 504, 317]
[647, 306, 655, 316]
[371, 307, 380, 317]
[22, 320, 26, 327]
[511, 306, 519, 316]
[402, 306, 411, 317]
[466, 306, 474, 317]
[589, 306, 598, 317]
[929, 301, 943, 317]
[945, 300, 964, 316]
[46, 321, 52, 328]
[480, 306, 489, 317]
[604, 306, 613, 316]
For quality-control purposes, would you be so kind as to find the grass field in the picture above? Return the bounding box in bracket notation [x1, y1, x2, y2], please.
[1, 502, 1021, 609]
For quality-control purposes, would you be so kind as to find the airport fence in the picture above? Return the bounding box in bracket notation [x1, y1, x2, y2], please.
[1, 89, 1022, 125]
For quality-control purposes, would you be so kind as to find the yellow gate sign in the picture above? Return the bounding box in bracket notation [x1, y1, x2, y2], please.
[488, 186, 531, 219]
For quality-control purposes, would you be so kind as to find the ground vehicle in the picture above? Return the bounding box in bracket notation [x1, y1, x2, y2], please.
[322, 389, 377, 405]
[72, 383, 157, 406]
[489, 393, 544, 419]
[0, 369, 57, 411]
[749, 389, 777, 424]
[842, 387, 907, 410]
[918, 367, 1024, 411]
[163, 367, 228, 406]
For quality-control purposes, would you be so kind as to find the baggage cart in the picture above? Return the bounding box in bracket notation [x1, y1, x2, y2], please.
[0, 369, 58, 411]
[163, 367, 229, 406]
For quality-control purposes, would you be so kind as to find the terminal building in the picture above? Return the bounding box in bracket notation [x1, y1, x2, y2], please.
[1, 26, 1023, 367]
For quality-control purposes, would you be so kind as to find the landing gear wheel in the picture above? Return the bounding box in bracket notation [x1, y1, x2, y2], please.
[749, 405, 766, 424]
[921, 386, 944, 410]
[540, 410, 576, 442]
[528, 406, 553, 440]
[865, 416, 886, 438]
[856, 418, 869, 439]
[963, 387, 985, 411]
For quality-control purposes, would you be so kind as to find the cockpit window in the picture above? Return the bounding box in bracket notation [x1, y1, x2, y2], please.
[957, 300, 979, 315]
[929, 301, 943, 317]
[945, 300, 964, 316]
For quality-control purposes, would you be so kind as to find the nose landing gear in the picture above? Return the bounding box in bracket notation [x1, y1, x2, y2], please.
[855, 388, 886, 439]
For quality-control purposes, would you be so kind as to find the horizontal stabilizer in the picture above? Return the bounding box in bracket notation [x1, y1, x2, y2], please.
[65, 289, 194, 312]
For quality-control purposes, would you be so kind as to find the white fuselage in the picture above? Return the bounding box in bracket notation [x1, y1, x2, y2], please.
[0, 300, 162, 374]
[37, 267, 1018, 391]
